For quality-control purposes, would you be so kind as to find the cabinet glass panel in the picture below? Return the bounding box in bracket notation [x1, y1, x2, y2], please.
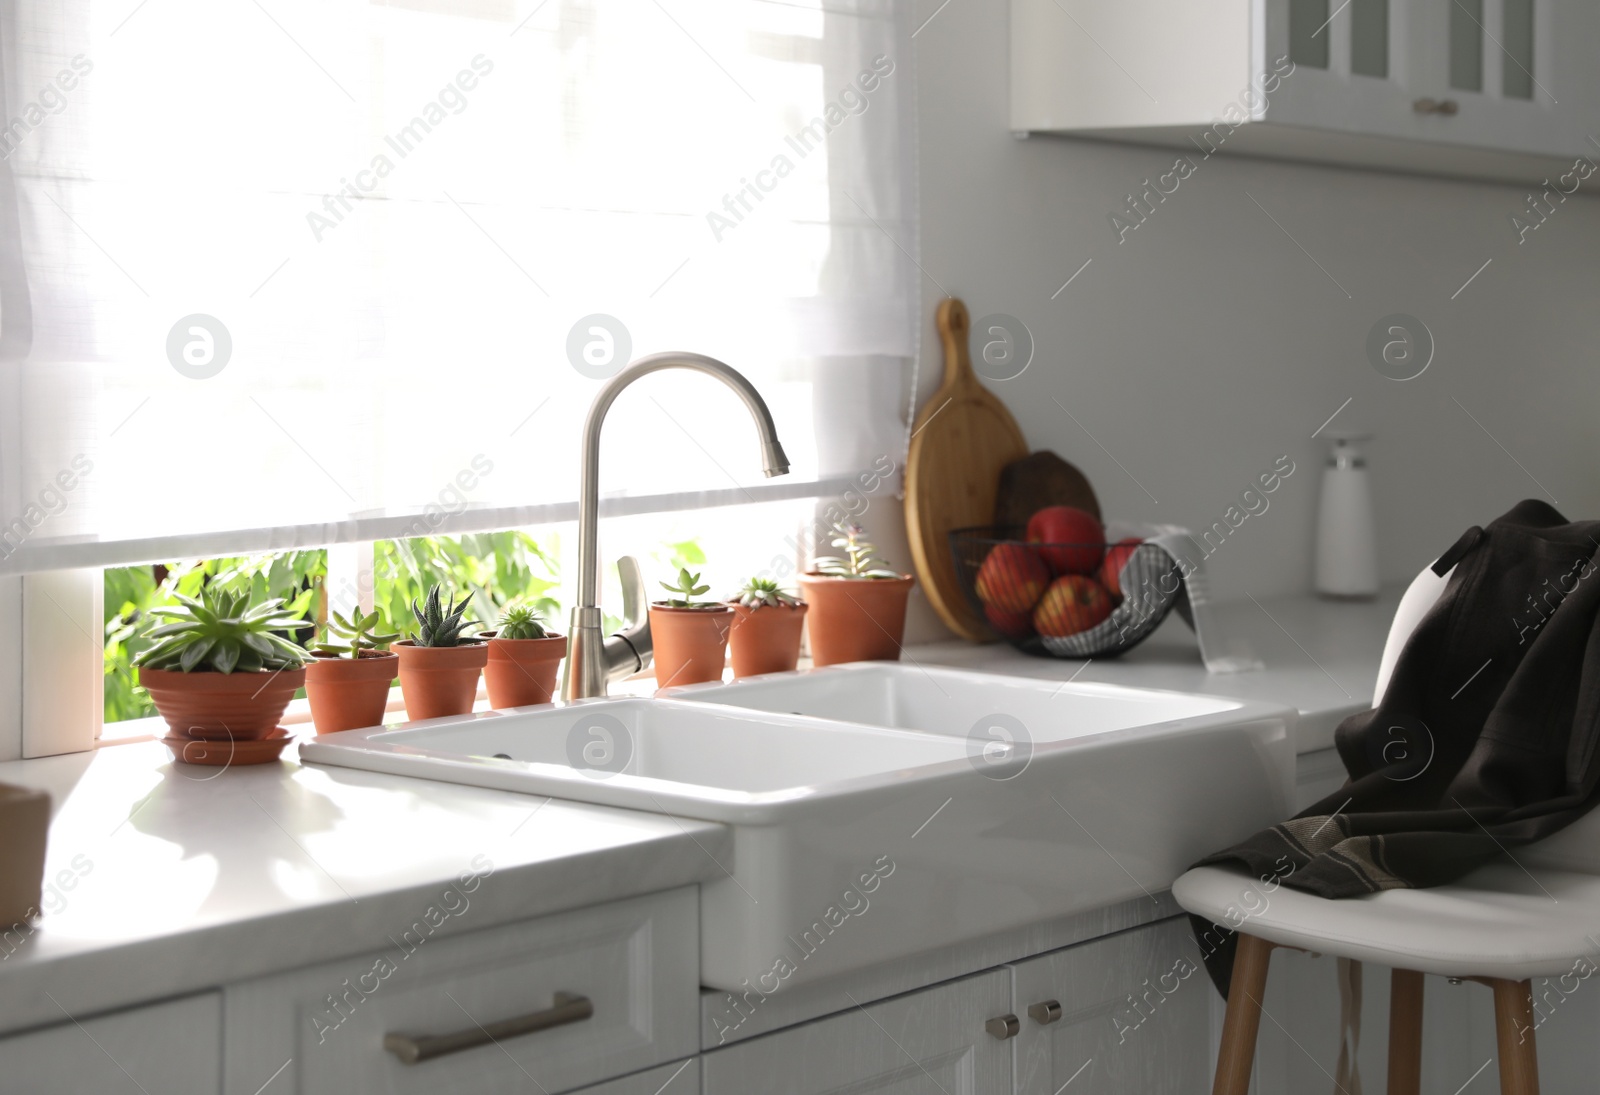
[1289, 0, 1331, 69]
[1350, 0, 1389, 78]
[1449, 0, 1484, 91]
[1502, 0, 1534, 99]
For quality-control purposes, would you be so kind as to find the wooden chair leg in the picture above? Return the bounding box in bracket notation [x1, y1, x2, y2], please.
[1386, 968, 1424, 1095]
[1213, 933, 1274, 1095]
[1492, 978, 1541, 1095]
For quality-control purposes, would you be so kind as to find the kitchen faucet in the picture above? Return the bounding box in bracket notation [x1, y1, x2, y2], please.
[560, 352, 790, 702]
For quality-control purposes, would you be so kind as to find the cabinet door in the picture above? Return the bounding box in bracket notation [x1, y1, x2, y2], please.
[0, 992, 221, 1094]
[701, 969, 1011, 1095]
[1415, 0, 1588, 156]
[1267, 0, 1593, 157]
[1011, 918, 1209, 1095]
[1263, 0, 1431, 139]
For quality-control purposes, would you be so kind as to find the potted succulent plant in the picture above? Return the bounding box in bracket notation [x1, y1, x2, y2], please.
[305, 608, 399, 734]
[391, 584, 487, 721]
[650, 567, 733, 688]
[482, 604, 567, 709]
[133, 586, 308, 740]
[727, 576, 808, 679]
[798, 522, 916, 666]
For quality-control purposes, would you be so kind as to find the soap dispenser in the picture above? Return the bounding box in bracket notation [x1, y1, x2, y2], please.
[1314, 432, 1379, 599]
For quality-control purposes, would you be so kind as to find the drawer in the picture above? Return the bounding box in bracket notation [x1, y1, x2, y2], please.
[0, 992, 220, 1094]
[571, 1057, 699, 1094]
[225, 886, 698, 1095]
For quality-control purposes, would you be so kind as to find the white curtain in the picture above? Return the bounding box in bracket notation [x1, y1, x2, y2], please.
[0, 0, 916, 573]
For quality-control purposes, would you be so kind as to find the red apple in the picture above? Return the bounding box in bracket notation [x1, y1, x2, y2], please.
[1099, 537, 1144, 600]
[1026, 506, 1105, 575]
[1032, 575, 1113, 637]
[974, 543, 1049, 613]
[984, 602, 1035, 640]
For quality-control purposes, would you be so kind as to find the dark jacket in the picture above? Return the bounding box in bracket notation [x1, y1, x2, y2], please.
[1194, 500, 1600, 992]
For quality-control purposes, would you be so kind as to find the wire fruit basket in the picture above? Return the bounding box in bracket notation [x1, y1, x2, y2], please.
[948, 527, 1183, 658]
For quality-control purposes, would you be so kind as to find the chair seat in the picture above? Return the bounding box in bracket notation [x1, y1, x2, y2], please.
[1173, 862, 1600, 980]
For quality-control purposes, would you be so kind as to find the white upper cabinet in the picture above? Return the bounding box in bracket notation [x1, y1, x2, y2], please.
[1011, 0, 1597, 183]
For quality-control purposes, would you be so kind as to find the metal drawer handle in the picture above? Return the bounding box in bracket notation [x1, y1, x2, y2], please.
[1413, 97, 1460, 115]
[383, 991, 594, 1065]
[984, 1013, 1021, 1040]
[1028, 1000, 1063, 1025]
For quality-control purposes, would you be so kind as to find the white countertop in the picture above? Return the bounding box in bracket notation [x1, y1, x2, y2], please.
[0, 587, 1391, 1036]
[0, 741, 731, 1036]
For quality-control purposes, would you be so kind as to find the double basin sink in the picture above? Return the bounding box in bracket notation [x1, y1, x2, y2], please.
[301, 663, 1295, 992]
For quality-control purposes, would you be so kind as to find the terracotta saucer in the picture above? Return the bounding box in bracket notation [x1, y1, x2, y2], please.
[162, 727, 292, 767]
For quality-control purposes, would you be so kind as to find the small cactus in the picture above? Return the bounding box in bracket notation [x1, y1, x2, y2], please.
[496, 604, 550, 640]
[133, 587, 308, 673]
[409, 585, 481, 647]
[735, 576, 799, 608]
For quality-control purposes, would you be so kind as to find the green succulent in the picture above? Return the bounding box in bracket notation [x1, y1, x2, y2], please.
[132, 586, 308, 674]
[813, 522, 901, 580]
[659, 567, 714, 608]
[735, 576, 799, 609]
[409, 584, 482, 648]
[316, 608, 400, 658]
[496, 604, 550, 640]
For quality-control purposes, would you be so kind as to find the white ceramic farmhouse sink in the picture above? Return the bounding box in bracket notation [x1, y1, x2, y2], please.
[302, 669, 1295, 994]
[661, 662, 1245, 740]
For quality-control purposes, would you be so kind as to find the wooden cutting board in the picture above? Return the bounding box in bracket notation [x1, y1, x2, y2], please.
[905, 298, 1029, 641]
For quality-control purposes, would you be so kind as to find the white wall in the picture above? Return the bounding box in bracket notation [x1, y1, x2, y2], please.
[902, 2, 1600, 633]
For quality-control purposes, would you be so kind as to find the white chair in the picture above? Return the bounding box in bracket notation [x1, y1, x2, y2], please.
[1173, 565, 1600, 1095]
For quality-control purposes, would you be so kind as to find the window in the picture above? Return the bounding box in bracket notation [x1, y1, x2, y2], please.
[1, 1, 917, 742]
[0, 0, 915, 570]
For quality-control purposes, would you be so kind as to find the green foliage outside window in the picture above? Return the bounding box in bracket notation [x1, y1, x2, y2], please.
[374, 531, 561, 637]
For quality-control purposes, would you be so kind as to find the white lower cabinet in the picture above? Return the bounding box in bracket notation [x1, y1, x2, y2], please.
[0, 991, 221, 1094]
[1010, 918, 1210, 1095]
[223, 886, 699, 1095]
[701, 968, 1013, 1094]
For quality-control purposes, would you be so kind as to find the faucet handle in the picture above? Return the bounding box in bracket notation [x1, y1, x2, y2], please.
[617, 555, 647, 630]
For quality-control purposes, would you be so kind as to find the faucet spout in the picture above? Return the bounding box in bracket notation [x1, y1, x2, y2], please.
[561, 352, 790, 702]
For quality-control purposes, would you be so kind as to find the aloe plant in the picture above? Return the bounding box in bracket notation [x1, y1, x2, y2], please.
[813, 522, 901, 580]
[496, 604, 550, 640]
[659, 567, 716, 608]
[735, 576, 800, 609]
[132, 586, 308, 674]
[409, 584, 482, 647]
[316, 608, 399, 658]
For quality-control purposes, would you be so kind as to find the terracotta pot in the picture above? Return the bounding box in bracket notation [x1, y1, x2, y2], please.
[139, 665, 307, 741]
[305, 651, 397, 734]
[483, 632, 568, 709]
[649, 604, 734, 689]
[392, 640, 488, 721]
[727, 602, 808, 678]
[797, 572, 916, 666]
